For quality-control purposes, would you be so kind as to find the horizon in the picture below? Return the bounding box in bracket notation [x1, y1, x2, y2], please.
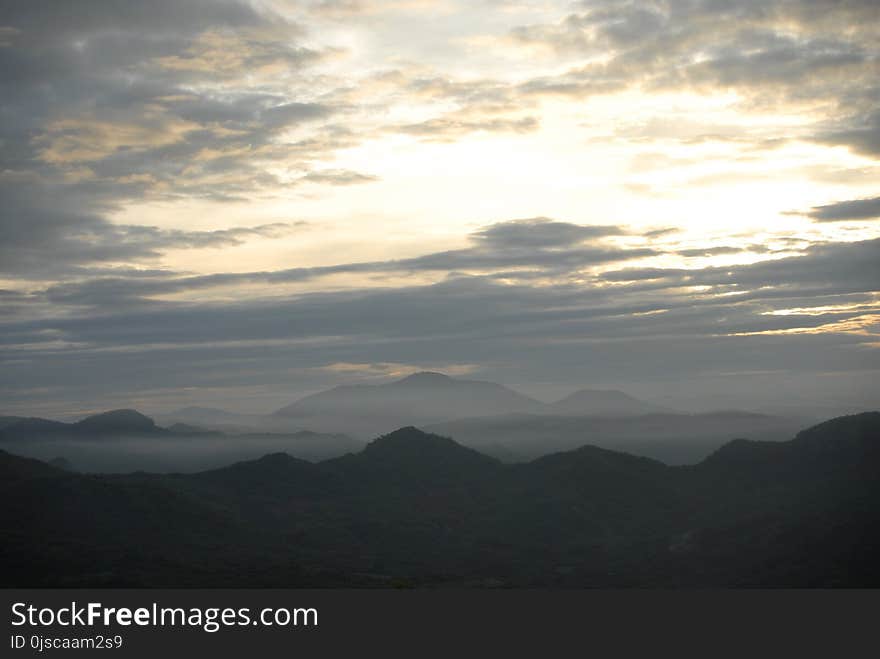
[5, 368, 877, 422]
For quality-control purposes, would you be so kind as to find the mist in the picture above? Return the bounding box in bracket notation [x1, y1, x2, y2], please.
[1, 433, 361, 474]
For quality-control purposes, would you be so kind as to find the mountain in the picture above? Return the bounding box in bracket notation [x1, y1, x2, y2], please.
[551, 389, 666, 416]
[426, 410, 803, 464]
[325, 426, 502, 490]
[0, 410, 362, 472]
[1, 413, 877, 587]
[0, 416, 26, 430]
[72, 409, 161, 435]
[273, 371, 549, 437]
[0, 409, 163, 440]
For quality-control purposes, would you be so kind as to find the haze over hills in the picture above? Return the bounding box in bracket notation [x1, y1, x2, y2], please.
[271, 371, 690, 438]
[427, 409, 805, 465]
[273, 371, 550, 437]
[1, 413, 877, 587]
[0, 409, 361, 473]
[0, 409, 163, 439]
[154, 406, 307, 434]
[0, 372, 812, 469]
[551, 389, 667, 416]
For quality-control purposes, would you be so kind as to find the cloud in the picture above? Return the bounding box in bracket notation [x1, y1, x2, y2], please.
[799, 196, 880, 222]
[508, 0, 880, 130]
[0, 179, 307, 278]
[396, 115, 539, 141]
[813, 111, 880, 157]
[0, 0, 340, 207]
[473, 217, 624, 248]
[29, 218, 647, 306]
[602, 239, 880, 300]
[300, 169, 380, 185]
[0, 0, 877, 415]
[2, 237, 877, 414]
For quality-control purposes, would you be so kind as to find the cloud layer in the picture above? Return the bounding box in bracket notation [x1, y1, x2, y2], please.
[0, 0, 877, 415]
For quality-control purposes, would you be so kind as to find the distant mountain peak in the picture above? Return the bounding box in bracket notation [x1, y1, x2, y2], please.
[553, 388, 664, 416]
[394, 371, 455, 385]
[74, 409, 158, 434]
[273, 372, 548, 436]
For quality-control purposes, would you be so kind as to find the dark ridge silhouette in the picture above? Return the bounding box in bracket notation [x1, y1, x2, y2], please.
[792, 411, 880, 454]
[1, 413, 877, 587]
[74, 409, 161, 435]
[360, 426, 499, 468]
[426, 410, 802, 464]
[0, 409, 162, 440]
[0, 416, 26, 430]
[0, 449, 61, 481]
[324, 426, 502, 491]
[48, 456, 73, 471]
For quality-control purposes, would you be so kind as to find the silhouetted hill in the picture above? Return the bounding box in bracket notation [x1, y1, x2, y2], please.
[792, 411, 880, 456]
[0, 409, 162, 440]
[273, 372, 548, 437]
[0, 448, 62, 481]
[360, 426, 499, 469]
[552, 389, 666, 416]
[1, 413, 877, 587]
[48, 456, 74, 471]
[325, 427, 501, 490]
[73, 409, 161, 435]
[0, 416, 26, 430]
[426, 410, 802, 464]
[701, 412, 880, 469]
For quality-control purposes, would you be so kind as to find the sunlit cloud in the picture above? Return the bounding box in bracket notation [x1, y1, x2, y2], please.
[0, 0, 877, 415]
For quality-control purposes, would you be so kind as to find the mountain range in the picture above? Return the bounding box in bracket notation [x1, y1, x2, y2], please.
[272, 371, 549, 436]
[1, 412, 877, 587]
[0, 372, 812, 470]
[0, 409, 360, 472]
[272, 372, 675, 436]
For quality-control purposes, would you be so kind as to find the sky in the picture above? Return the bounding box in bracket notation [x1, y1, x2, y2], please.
[0, 0, 878, 418]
